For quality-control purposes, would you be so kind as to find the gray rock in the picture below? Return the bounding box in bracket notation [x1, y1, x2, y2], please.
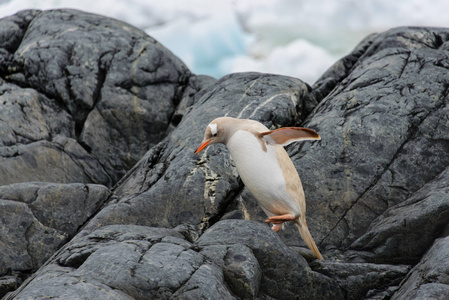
[350, 167, 449, 264]
[400, 283, 449, 300]
[391, 236, 449, 299]
[312, 33, 377, 103]
[310, 260, 410, 300]
[220, 27, 449, 259]
[171, 264, 237, 300]
[288, 27, 449, 250]
[10, 221, 342, 300]
[197, 220, 344, 300]
[223, 244, 262, 299]
[10, 265, 135, 300]
[2, 8, 449, 300]
[0, 276, 18, 299]
[0, 83, 112, 186]
[0, 9, 193, 186]
[0, 182, 110, 296]
[12, 225, 236, 300]
[170, 74, 217, 130]
[82, 71, 316, 233]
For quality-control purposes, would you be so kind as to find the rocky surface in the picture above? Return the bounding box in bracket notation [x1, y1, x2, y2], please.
[0, 182, 110, 294]
[1, 9, 448, 300]
[0, 8, 193, 186]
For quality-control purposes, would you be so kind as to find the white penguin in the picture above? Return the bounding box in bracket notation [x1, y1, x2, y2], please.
[195, 117, 323, 260]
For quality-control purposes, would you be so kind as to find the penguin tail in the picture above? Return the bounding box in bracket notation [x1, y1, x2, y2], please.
[293, 218, 323, 260]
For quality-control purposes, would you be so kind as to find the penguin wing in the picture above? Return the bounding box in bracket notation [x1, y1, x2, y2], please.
[261, 127, 320, 146]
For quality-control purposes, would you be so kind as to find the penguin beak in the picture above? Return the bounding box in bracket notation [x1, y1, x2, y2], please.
[194, 139, 212, 154]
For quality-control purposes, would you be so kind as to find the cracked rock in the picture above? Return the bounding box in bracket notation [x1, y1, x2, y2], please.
[197, 220, 344, 300]
[10, 222, 343, 300]
[2, 9, 449, 300]
[350, 167, 449, 264]
[287, 27, 449, 250]
[310, 260, 410, 300]
[223, 244, 262, 299]
[0, 8, 193, 185]
[0, 182, 110, 296]
[12, 225, 235, 300]
[82, 71, 316, 234]
[391, 236, 449, 299]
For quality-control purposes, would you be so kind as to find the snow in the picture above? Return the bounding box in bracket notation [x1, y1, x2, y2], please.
[1, 0, 448, 84]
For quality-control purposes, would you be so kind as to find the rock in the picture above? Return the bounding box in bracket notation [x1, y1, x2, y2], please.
[350, 167, 449, 264]
[312, 33, 377, 103]
[0, 276, 18, 299]
[170, 74, 217, 129]
[0, 182, 110, 296]
[222, 27, 449, 256]
[288, 27, 449, 251]
[391, 236, 449, 299]
[81, 71, 317, 233]
[13, 225, 235, 300]
[403, 283, 449, 300]
[0, 83, 112, 186]
[2, 8, 449, 300]
[223, 244, 262, 299]
[310, 260, 410, 300]
[0, 8, 193, 186]
[197, 220, 344, 300]
[10, 221, 342, 300]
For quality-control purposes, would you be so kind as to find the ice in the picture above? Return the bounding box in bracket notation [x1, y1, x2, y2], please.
[223, 39, 337, 84]
[146, 14, 252, 78]
[1, 0, 449, 83]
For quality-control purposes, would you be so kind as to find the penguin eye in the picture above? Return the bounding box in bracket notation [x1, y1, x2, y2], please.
[208, 123, 218, 138]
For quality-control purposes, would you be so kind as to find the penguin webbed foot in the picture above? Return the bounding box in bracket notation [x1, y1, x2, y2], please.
[265, 214, 297, 232]
[265, 214, 296, 224]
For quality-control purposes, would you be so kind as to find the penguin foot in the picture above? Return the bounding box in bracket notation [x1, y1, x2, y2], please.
[271, 223, 283, 232]
[264, 214, 296, 224]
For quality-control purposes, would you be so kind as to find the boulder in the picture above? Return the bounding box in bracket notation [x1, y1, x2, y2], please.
[10, 221, 343, 300]
[1, 8, 449, 300]
[351, 167, 449, 264]
[197, 220, 343, 300]
[0, 182, 110, 296]
[310, 260, 410, 300]
[0, 8, 194, 186]
[81, 71, 316, 233]
[289, 27, 449, 250]
[221, 27, 449, 260]
[391, 236, 449, 299]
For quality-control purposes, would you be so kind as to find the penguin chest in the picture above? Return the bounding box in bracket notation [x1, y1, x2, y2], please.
[226, 130, 299, 216]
